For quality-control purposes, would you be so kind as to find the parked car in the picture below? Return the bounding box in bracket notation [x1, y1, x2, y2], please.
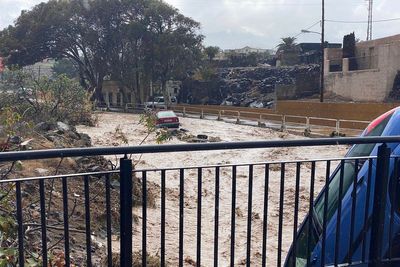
[156, 110, 180, 128]
[285, 107, 400, 266]
[144, 96, 177, 109]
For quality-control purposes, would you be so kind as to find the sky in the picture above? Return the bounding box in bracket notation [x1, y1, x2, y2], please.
[1, 0, 400, 50]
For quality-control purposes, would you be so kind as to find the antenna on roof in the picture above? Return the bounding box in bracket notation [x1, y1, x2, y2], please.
[366, 0, 373, 40]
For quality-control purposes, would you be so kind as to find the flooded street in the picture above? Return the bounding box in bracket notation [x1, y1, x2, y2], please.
[77, 112, 348, 266]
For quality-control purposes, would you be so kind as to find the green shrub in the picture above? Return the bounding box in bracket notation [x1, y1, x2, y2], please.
[0, 70, 94, 126]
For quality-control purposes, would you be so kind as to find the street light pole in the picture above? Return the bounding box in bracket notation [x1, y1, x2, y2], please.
[320, 0, 325, 102]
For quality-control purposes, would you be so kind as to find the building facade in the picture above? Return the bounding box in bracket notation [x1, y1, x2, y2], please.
[324, 34, 400, 102]
[101, 80, 181, 107]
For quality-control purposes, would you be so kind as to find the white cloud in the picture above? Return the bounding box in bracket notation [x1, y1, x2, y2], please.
[1, 0, 399, 49]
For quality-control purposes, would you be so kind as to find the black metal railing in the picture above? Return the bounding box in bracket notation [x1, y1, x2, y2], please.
[1, 137, 400, 266]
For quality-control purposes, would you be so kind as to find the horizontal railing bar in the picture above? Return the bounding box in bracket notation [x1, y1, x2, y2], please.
[128, 156, 377, 173]
[309, 116, 337, 122]
[339, 119, 370, 124]
[0, 170, 118, 184]
[0, 156, 381, 184]
[1, 136, 400, 162]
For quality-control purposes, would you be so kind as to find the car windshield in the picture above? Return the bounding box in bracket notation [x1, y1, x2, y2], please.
[314, 112, 393, 226]
[157, 111, 176, 118]
[290, 112, 393, 267]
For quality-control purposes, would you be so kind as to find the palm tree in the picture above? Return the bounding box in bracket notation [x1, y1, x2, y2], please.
[277, 37, 299, 53]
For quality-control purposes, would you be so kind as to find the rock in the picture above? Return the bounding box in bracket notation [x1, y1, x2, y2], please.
[44, 134, 56, 142]
[197, 134, 208, 140]
[34, 122, 56, 132]
[35, 168, 49, 175]
[9, 136, 22, 144]
[111, 179, 120, 188]
[56, 122, 71, 133]
[66, 130, 80, 140]
[74, 133, 91, 147]
[15, 160, 23, 171]
[249, 101, 264, 108]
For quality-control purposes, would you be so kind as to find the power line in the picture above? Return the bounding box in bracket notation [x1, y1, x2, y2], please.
[295, 20, 321, 38]
[326, 17, 400, 24]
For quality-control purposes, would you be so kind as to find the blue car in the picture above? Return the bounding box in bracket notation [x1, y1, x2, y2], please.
[285, 107, 400, 266]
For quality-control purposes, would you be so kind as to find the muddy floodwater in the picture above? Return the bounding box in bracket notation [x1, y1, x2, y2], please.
[77, 112, 348, 266]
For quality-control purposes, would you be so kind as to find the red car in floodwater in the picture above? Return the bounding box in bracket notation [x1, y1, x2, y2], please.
[156, 110, 180, 128]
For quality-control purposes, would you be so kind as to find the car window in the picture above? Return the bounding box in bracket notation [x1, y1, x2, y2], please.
[314, 112, 393, 226]
[157, 111, 176, 118]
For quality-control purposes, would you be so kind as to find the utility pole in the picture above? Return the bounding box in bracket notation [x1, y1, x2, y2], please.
[320, 0, 325, 102]
[367, 0, 373, 40]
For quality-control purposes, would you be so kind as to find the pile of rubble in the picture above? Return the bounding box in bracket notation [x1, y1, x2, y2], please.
[218, 65, 320, 107]
[179, 64, 320, 107]
[0, 121, 110, 178]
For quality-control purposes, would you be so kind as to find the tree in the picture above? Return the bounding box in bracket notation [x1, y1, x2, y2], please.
[0, 0, 203, 103]
[276, 37, 300, 66]
[52, 58, 78, 79]
[277, 37, 299, 53]
[227, 52, 258, 67]
[343, 32, 358, 70]
[204, 46, 220, 62]
[145, 1, 204, 103]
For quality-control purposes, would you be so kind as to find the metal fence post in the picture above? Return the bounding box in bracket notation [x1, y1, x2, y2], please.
[306, 117, 311, 132]
[236, 112, 241, 124]
[281, 115, 286, 131]
[218, 111, 222, 121]
[200, 109, 204, 119]
[369, 143, 391, 267]
[120, 156, 133, 267]
[183, 107, 186, 117]
[258, 114, 263, 127]
[336, 120, 340, 135]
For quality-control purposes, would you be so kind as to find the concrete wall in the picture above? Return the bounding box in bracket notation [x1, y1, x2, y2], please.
[176, 101, 400, 121]
[325, 69, 383, 101]
[276, 101, 399, 121]
[276, 84, 297, 100]
[324, 35, 400, 102]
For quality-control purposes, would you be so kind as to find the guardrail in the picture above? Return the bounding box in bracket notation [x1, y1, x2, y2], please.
[172, 105, 370, 135]
[94, 103, 369, 135]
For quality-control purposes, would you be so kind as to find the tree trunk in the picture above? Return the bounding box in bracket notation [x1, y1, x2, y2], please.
[161, 79, 170, 107]
[93, 74, 104, 102]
